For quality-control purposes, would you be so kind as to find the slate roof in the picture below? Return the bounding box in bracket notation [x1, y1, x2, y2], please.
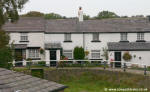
[108, 42, 150, 51]
[3, 17, 45, 32]
[0, 68, 67, 92]
[3, 17, 150, 33]
[14, 44, 27, 49]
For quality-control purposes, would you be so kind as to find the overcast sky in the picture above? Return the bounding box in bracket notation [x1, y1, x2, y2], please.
[20, 0, 150, 17]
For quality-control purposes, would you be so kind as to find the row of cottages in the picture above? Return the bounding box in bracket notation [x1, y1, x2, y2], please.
[3, 11, 150, 67]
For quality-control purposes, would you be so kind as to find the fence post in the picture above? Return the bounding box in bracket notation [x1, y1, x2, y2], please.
[123, 62, 126, 72]
[104, 61, 106, 70]
[144, 65, 147, 76]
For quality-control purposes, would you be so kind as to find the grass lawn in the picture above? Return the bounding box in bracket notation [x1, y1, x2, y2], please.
[13, 67, 150, 92]
[58, 72, 148, 92]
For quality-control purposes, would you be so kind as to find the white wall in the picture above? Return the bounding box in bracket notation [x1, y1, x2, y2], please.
[45, 34, 83, 50]
[108, 51, 150, 67]
[9, 32, 45, 60]
[9, 32, 150, 66]
[9, 32, 45, 48]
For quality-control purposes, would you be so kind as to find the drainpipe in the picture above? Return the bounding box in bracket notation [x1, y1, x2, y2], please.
[83, 32, 85, 50]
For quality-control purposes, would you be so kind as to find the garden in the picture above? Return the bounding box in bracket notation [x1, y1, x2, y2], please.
[13, 68, 150, 92]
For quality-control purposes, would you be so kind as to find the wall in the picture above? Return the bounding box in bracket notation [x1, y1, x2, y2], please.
[109, 51, 150, 67]
[9, 32, 45, 60]
[45, 34, 83, 50]
[9, 32, 150, 66]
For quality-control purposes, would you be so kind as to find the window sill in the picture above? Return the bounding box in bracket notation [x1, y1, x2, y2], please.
[91, 40, 101, 42]
[119, 40, 129, 42]
[136, 40, 146, 42]
[20, 41, 29, 43]
[64, 41, 72, 43]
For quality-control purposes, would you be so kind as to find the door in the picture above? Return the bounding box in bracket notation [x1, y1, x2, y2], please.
[50, 50, 57, 66]
[114, 52, 121, 67]
[15, 49, 23, 61]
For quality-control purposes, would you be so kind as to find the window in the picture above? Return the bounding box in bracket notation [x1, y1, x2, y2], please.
[64, 33, 71, 41]
[63, 50, 73, 59]
[120, 33, 128, 41]
[137, 33, 144, 40]
[20, 33, 28, 41]
[91, 50, 100, 59]
[28, 49, 40, 59]
[92, 33, 99, 41]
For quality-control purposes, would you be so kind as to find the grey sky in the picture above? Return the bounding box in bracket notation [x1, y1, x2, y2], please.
[20, 0, 150, 17]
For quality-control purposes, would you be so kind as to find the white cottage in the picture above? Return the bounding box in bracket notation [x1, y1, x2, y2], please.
[3, 8, 150, 67]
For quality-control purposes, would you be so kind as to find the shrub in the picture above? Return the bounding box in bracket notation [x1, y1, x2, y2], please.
[31, 69, 44, 78]
[0, 47, 13, 69]
[123, 52, 132, 62]
[40, 48, 45, 54]
[73, 46, 85, 60]
[38, 61, 46, 66]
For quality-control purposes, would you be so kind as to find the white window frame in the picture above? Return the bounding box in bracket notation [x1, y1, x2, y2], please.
[120, 33, 128, 41]
[20, 33, 28, 41]
[64, 33, 71, 41]
[137, 33, 144, 40]
[93, 33, 99, 41]
[28, 49, 40, 59]
[91, 50, 100, 59]
[63, 50, 73, 59]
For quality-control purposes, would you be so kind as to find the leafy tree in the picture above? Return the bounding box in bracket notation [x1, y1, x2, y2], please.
[0, 0, 28, 68]
[0, 47, 13, 69]
[73, 46, 85, 60]
[83, 14, 90, 20]
[0, 0, 28, 27]
[44, 13, 66, 19]
[21, 11, 44, 17]
[0, 30, 9, 48]
[95, 11, 119, 19]
[102, 47, 109, 60]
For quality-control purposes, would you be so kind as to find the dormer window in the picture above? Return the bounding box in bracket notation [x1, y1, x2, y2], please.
[120, 33, 128, 42]
[20, 33, 29, 42]
[92, 33, 101, 42]
[64, 33, 72, 42]
[136, 33, 145, 42]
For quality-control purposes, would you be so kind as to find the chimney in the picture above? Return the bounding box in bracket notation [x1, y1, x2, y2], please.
[78, 7, 83, 22]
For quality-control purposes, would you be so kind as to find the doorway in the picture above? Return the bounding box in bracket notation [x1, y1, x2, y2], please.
[50, 50, 57, 66]
[114, 52, 121, 68]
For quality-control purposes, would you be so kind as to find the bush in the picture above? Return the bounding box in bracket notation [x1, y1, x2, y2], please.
[38, 61, 46, 66]
[0, 47, 13, 69]
[31, 69, 44, 78]
[123, 52, 132, 62]
[73, 46, 85, 60]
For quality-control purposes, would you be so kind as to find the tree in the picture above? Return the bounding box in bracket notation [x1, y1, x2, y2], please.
[73, 46, 85, 60]
[102, 47, 109, 60]
[0, 47, 13, 69]
[83, 14, 90, 20]
[0, 30, 9, 48]
[44, 13, 66, 19]
[95, 11, 119, 19]
[0, 0, 28, 69]
[21, 11, 44, 17]
[0, 0, 28, 28]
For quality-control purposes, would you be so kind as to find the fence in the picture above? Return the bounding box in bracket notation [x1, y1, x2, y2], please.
[12, 60, 149, 75]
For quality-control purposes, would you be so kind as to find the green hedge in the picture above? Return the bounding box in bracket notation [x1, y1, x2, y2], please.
[38, 61, 46, 66]
[0, 47, 13, 69]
